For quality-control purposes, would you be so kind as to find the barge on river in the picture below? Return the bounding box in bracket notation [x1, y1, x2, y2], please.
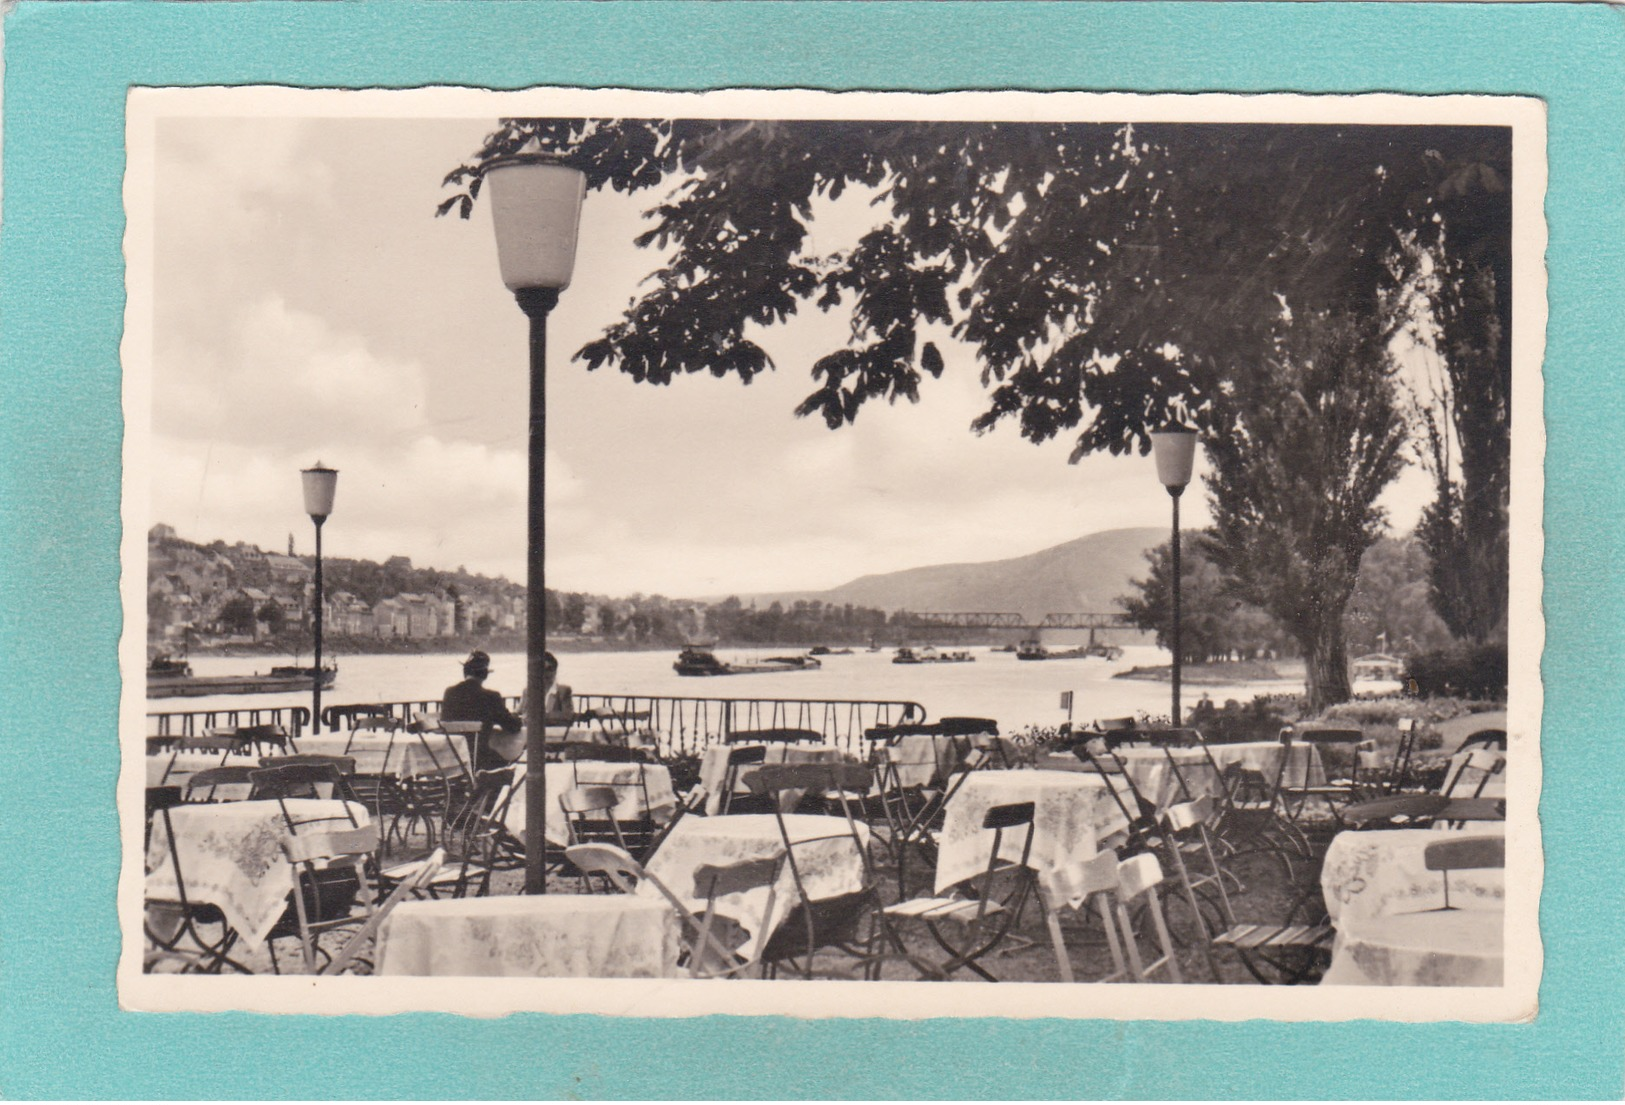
[146, 655, 338, 699]
[673, 646, 822, 677]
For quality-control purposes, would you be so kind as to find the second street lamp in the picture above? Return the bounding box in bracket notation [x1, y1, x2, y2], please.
[300, 462, 338, 735]
[485, 153, 586, 895]
[1149, 425, 1198, 726]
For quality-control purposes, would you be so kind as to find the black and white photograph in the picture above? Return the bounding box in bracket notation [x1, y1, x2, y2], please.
[119, 87, 1543, 1020]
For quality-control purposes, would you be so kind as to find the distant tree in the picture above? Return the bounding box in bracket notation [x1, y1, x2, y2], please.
[475, 613, 495, 634]
[1203, 311, 1408, 711]
[256, 601, 285, 634]
[217, 596, 257, 635]
[1118, 541, 1286, 662]
[1343, 534, 1455, 657]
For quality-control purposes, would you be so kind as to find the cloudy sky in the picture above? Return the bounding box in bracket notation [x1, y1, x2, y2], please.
[147, 113, 1432, 598]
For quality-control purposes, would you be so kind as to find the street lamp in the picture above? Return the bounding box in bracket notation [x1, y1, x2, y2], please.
[1150, 425, 1198, 726]
[485, 152, 585, 895]
[300, 462, 338, 735]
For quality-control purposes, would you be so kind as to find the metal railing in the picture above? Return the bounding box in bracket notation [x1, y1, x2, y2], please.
[148, 693, 927, 756]
[147, 704, 314, 738]
[569, 693, 926, 758]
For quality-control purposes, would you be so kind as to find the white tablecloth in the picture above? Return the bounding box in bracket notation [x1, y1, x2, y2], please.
[1320, 827, 1505, 925]
[640, 813, 870, 945]
[298, 733, 467, 777]
[698, 743, 848, 815]
[144, 798, 370, 949]
[1320, 908, 1505, 986]
[1320, 827, 1505, 987]
[499, 761, 678, 846]
[374, 894, 682, 978]
[935, 770, 1133, 908]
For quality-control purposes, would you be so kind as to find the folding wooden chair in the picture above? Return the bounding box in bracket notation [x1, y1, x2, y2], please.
[564, 842, 767, 979]
[1277, 727, 1369, 827]
[882, 800, 1038, 982]
[718, 744, 770, 815]
[268, 823, 381, 974]
[745, 763, 886, 980]
[1110, 853, 1182, 983]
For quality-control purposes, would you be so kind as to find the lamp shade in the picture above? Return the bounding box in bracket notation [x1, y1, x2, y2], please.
[485, 154, 586, 292]
[301, 463, 338, 519]
[1150, 425, 1198, 490]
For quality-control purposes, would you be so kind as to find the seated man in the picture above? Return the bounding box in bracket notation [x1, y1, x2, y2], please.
[442, 650, 522, 771]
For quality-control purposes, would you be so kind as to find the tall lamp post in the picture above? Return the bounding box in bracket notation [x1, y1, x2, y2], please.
[1150, 425, 1197, 726]
[485, 153, 585, 895]
[300, 462, 338, 735]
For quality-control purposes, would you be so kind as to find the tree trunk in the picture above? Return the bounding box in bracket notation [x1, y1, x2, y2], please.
[1301, 611, 1352, 713]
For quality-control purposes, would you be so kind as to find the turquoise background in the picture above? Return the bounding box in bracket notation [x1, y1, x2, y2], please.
[2, 1, 1621, 1098]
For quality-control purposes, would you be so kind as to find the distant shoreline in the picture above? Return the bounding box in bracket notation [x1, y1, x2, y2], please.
[1114, 659, 1302, 684]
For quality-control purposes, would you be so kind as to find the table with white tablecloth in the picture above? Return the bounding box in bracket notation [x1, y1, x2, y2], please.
[698, 743, 848, 815]
[1319, 827, 1506, 986]
[883, 733, 1023, 788]
[499, 760, 678, 846]
[373, 894, 683, 978]
[935, 769, 1133, 908]
[144, 798, 370, 949]
[297, 732, 469, 778]
[1321, 826, 1505, 924]
[640, 812, 870, 945]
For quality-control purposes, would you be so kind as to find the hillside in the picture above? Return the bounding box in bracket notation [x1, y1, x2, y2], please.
[748, 526, 1167, 620]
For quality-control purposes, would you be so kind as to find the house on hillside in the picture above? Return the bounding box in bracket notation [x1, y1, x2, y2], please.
[325, 591, 372, 636]
[264, 553, 313, 590]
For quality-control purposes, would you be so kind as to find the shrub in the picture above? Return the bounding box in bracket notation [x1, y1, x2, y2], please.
[1404, 645, 1508, 700]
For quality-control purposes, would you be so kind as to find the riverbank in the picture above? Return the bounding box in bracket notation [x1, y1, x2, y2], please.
[1114, 658, 1303, 684]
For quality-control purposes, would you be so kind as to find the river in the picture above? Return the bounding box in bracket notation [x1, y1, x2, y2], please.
[149, 644, 1309, 731]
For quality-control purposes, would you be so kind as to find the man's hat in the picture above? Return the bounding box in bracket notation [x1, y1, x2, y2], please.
[463, 650, 492, 676]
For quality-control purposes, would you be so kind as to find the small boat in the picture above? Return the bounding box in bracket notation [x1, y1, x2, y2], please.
[674, 647, 821, 677]
[808, 645, 854, 656]
[146, 653, 338, 699]
[1016, 639, 1049, 661]
[894, 646, 975, 665]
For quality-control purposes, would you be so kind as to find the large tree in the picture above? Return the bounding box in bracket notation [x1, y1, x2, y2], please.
[443, 118, 1509, 695]
[1202, 311, 1408, 710]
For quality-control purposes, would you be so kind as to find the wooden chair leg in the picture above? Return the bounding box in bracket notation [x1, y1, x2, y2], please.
[1041, 896, 1075, 984]
[1146, 887, 1182, 984]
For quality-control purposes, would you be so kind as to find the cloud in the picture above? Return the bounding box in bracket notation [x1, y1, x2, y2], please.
[156, 294, 431, 452]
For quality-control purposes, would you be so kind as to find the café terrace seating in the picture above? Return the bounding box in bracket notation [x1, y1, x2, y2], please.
[141, 698, 1507, 988]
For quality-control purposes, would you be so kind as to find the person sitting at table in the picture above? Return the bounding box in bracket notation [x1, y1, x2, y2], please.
[442, 650, 522, 771]
[521, 651, 580, 729]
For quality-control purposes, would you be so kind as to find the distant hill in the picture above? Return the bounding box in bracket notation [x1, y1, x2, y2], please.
[746, 526, 1167, 621]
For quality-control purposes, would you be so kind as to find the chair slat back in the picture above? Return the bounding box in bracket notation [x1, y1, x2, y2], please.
[727, 728, 823, 745]
[1115, 852, 1165, 903]
[694, 854, 784, 899]
[259, 754, 356, 775]
[183, 766, 256, 800]
[282, 823, 381, 865]
[560, 785, 620, 814]
[175, 736, 245, 756]
[1423, 835, 1506, 873]
[564, 842, 646, 894]
[248, 763, 344, 801]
